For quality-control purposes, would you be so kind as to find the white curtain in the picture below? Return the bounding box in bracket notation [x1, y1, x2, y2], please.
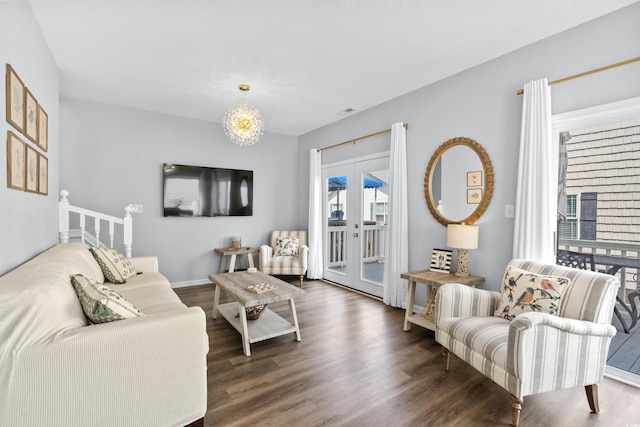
[513, 78, 556, 263]
[307, 148, 323, 279]
[383, 122, 408, 307]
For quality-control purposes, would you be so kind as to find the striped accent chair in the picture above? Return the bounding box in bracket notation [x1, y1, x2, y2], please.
[435, 259, 619, 427]
[259, 231, 309, 287]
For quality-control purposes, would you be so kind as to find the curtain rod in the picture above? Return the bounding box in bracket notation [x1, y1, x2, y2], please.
[317, 123, 408, 152]
[516, 56, 640, 95]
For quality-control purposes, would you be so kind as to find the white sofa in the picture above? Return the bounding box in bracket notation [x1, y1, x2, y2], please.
[0, 243, 208, 427]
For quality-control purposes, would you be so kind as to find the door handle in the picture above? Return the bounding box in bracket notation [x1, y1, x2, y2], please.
[353, 233, 358, 237]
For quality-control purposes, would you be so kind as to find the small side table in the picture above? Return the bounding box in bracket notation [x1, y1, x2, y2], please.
[215, 247, 259, 273]
[401, 269, 484, 332]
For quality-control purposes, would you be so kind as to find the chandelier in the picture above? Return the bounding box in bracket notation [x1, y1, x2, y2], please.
[223, 84, 264, 146]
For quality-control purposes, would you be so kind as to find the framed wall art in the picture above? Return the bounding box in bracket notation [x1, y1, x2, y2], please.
[37, 104, 48, 151]
[37, 153, 48, 195]
[25, 144, 39, 193]
[430, 248, 452, 273]
[24, 87, 38, 143]
[467, 171, 483, 187]
[467, 188, 482, 204]
[6, 64, 25, 133]
[7, 131, 26, 190]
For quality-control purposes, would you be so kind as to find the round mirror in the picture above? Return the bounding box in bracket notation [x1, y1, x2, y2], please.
[424, 137, 494, 226]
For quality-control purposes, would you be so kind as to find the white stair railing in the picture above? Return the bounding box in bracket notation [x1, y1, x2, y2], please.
[58, 189, 134, 257]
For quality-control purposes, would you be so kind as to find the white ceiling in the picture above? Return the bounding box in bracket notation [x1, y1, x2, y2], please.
[28, 0, 639, 136]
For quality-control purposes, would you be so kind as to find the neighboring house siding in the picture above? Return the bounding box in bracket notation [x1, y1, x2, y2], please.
[565, 118, 640, 243]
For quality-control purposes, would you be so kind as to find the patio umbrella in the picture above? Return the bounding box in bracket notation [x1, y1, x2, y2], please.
[328, 175, 383, 217]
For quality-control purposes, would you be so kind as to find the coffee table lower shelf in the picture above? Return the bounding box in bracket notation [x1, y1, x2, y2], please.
[217, 302, 301, 356]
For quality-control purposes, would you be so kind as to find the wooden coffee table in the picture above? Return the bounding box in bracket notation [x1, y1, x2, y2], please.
[208, 271, 305, 356]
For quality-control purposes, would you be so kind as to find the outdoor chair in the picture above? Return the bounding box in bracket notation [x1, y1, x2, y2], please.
[556, 249, 639, 333]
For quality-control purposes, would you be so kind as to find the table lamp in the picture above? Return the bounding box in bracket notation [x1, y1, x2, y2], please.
[447, 223, 479, 277]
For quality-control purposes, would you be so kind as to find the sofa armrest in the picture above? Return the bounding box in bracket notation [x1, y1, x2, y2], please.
[507, 312, 616, 389]
[129, 256, 159, 273]
[435, 283, 501, 327]
[1, 307, 208, 426]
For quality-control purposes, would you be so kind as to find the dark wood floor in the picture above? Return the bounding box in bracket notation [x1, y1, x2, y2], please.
[175, 281, 640, 427]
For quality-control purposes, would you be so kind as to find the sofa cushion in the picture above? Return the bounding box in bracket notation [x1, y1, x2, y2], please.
[274, 236, 299, 256]
[89, 247, 137, 284]
[495, 265, 570, 320]
[71, 274, 144, 323]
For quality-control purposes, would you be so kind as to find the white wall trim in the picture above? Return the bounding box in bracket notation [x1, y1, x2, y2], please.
[322, 151, 390, 169]
[171, 279, 210, 289]
[553, 95, 640, 129]
[605, 365, 640, 388]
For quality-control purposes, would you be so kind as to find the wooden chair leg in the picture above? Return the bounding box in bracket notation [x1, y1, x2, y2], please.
[585, 384, 600, 413]
[511, 395, 523, 427]
[442, 346, 450, 372]
[299, 274, 304, 287]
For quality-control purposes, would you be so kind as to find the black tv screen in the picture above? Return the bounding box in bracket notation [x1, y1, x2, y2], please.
[162, 163, 253, 217]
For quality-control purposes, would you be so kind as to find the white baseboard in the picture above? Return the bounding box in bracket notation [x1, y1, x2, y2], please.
[171, 279, 211, 289]
[605, 365, 640, 388]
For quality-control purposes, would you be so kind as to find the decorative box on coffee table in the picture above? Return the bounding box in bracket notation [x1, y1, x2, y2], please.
[208, 270, 305, 356]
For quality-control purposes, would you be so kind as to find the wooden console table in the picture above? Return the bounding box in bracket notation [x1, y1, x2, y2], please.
[401, 269, 484, 332]
[215, 247, 259, 273]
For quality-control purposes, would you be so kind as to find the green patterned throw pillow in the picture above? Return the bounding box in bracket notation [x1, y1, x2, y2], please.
[494, 265, 570, 321]
[71, 274, 144, 323]
[89, 247, 137, 284]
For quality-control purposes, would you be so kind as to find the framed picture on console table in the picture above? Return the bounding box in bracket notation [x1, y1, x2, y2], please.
[430, 248, 452, 273]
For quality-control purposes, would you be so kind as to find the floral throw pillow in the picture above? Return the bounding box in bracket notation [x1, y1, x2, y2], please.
[71, 274, 144, 324]
[89, 247, 137, 284]
[274, 237, 300, 256]
[494, 265, 571, 320]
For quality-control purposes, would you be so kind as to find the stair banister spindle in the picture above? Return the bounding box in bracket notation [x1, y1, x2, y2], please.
[79, 214, 86, 244]
[109, 221, 115, 248]
[123, 206, 133, 258]
[58, 190, 70, 243]
[94, 218, 101, 248]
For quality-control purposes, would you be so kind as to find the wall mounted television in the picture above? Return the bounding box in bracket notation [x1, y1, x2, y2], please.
[162, 163, 253, 217]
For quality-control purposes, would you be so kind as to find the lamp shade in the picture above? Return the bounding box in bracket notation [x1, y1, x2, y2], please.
[447, 224, 479, 250]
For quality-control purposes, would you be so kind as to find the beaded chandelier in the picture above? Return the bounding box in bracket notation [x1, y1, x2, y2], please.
[223, 84, 264, 146]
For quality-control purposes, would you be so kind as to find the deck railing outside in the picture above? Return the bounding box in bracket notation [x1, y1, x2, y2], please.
[558, 238, 640, 296]
[328, 223, 386, 267]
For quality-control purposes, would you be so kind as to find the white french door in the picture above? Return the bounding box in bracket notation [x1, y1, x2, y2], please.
[323, 155, 389, 297]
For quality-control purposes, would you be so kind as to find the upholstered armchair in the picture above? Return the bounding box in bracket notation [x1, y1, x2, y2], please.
[259, 231, 309, 286]
[435, 259, 619, 427]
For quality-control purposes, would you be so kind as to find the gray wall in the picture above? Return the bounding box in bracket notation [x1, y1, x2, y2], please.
[0, 2, 59, 275]
[60, 97, 298, 284]
[296, 3, 640, 307]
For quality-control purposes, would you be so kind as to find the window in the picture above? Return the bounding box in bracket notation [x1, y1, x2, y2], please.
[558, 194, 577, 239]
[552, 96, 640, 387]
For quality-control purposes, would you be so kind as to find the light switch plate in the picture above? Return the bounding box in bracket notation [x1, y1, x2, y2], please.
[128, 204, 143, 213]
[505, 205, 514, 218]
